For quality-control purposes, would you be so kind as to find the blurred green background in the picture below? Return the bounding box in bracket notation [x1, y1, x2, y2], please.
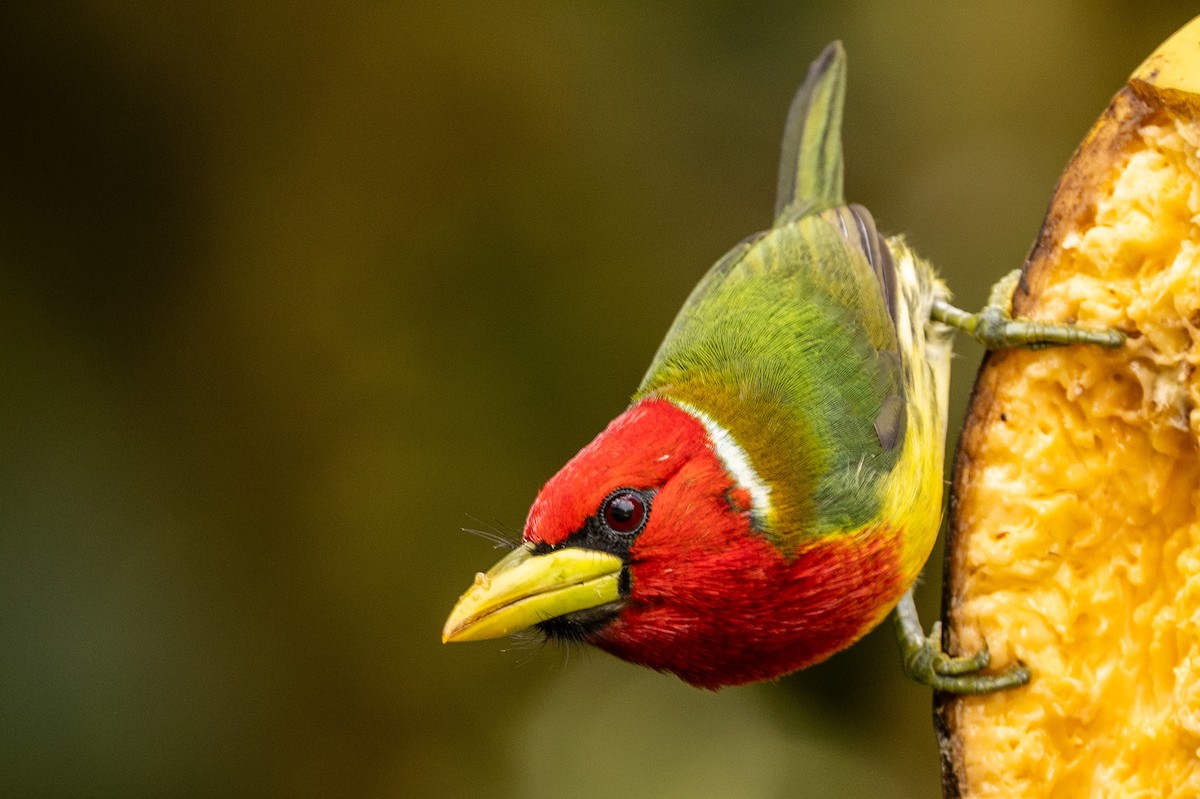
[0, 3, 1186, 796]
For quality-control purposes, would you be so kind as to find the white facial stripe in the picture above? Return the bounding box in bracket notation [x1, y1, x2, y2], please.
[673, 401, 772, 519]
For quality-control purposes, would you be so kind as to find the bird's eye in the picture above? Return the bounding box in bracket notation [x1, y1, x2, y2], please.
[601, 489, 648, 535]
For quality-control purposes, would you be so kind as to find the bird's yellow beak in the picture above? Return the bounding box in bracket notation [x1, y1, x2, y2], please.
[442, 545, 624, 643]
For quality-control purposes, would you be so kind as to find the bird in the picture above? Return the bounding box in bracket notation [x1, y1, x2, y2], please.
[442, 42, 1122, 692]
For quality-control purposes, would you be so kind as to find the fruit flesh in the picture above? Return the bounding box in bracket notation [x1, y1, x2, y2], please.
[942, 97, 1200, 797]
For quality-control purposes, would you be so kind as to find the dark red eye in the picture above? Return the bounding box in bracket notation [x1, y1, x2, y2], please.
[601, 489, 648, 534]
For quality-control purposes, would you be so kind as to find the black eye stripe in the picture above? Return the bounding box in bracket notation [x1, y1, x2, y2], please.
[530, 488, 653, 566]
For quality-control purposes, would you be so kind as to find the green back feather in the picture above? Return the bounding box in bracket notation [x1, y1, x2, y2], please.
[636, 44, 904, 551]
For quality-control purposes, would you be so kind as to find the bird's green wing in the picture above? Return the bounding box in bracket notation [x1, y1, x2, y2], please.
[635, 43, 905, 551]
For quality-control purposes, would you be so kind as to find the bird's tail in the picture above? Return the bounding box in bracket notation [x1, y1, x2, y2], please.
[774, 41, 847, 224]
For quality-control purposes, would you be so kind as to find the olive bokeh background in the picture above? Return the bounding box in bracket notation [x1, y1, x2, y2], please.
[0, 4, 1184, 797]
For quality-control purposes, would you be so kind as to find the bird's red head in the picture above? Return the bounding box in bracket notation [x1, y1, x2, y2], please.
[512, 397, 900, 689]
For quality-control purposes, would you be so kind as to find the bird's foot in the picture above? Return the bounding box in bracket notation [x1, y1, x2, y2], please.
[930, 268, 1125, 350]
[892, 591, 1030, 695]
